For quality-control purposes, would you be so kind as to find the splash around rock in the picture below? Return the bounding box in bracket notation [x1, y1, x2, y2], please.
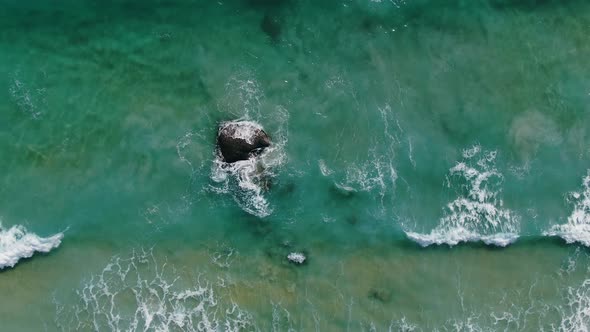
[217, 121, 271, 163]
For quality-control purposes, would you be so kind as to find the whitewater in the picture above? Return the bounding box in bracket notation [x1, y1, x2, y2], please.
[2, 0, 590, 330]
[0, 222, 63, 269]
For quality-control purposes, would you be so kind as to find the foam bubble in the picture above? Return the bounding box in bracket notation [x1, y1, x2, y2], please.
[0, 222, 63, 269]
[545, 171, 590, 247]
[405, 146, 520, 247]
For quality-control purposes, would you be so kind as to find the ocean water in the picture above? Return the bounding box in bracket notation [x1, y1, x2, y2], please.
[1, 0, 590, 330]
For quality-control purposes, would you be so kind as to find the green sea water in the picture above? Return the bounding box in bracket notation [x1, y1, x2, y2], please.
[1, 0, 590, 330]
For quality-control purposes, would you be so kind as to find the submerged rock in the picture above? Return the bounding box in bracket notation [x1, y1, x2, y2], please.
[260, 14, 282, 42]
[368, 287, 392, 303]
[217, 121, 271, 163]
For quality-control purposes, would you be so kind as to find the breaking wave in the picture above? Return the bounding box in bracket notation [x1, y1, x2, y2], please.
[545, 171, 590, 247]
[405, 145, 520, 247]
[0, 223, 63, 269]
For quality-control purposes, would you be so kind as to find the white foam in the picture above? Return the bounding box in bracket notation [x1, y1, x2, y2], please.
[556, 279, 590, 331]
[211, 143, 280, 218]
[406, 229, 519, 247]
[462, 145, 481, 158]
[318, 159, 333, 176]
[287, 252, 306, 264]
[0, 223, 63, 269]
[210, 118, 287, 218]
[336, 148, 397, 197]
[546, 223, 590, 248]
[210, 75, 289, 218]
[405, 146, 520, 247]
[388, 317, 418, 332]
[56, 249, 253, 331]
[545, 171, 590, 247]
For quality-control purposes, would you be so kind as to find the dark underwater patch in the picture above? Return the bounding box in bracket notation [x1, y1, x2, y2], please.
[260, 13, 282, 42]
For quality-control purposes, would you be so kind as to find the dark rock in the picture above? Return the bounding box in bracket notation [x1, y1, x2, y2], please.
[217, 121, 271, 163]
[346, 215, 359, 225]
[361, 17, 376, 32]
[368, 287, 392, 303]
[260, 14, 282, 42]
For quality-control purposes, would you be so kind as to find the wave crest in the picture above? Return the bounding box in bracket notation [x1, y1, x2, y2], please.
[406, 229, 518, 247]
[0, 223, 63, 269]
[545, 171, 590, 247]
[405, 146, 519, 247]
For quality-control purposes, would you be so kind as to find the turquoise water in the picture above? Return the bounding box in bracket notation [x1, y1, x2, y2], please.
[1, 0, 590, 330]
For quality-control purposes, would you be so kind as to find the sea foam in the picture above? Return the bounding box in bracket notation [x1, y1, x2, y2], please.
[0, 223, 63, 269]
[210, 118, 286, 218]
[405, 146, 519, 247]
[209, 75, 289, 218]
[55, 249, 253, 331]
[545, 171, 590, 247]
[557, 278, 590, 331]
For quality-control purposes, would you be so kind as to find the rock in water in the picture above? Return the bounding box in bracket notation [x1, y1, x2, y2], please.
[217, 121, 271, 163]
[260, 14, 282, 42]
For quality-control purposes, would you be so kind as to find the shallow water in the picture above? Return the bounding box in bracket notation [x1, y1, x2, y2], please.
[1, 0, 590, 330]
